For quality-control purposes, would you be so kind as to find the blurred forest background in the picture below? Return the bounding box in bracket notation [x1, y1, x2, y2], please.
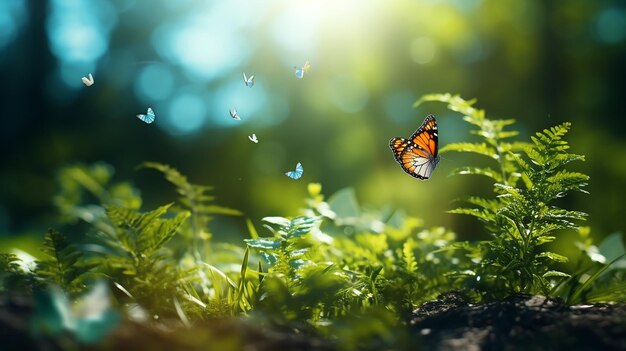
[1, 0, 625, 254]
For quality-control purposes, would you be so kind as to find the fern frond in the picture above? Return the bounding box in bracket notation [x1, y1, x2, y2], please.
[537, 252, 568, 263]
[37, 230, 91, 295]
[0, 253, 21, 274]
[139, 162, 241, 245]
[106, 204, 189, 254]
[440, 142, 497, 158]
[449, 167, 503, 182]
[463, 196, 500, 212]
[140, 162, 209, 199]
[448, 208, 495, 223]
[402, 239, 418, 273]
[414, 93, 482, 123]
[420, 93, 589, 297]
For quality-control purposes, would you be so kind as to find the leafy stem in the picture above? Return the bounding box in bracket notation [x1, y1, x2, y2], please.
[416, 94, 589, 296]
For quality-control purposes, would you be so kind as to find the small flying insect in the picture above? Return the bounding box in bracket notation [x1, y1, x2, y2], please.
[243, 72, 255, 87]
[248, 134, 258, 143]
[81, 73, 94, 87]
[136, 107, 156, 124]
[285, 162, 304, 180]
[230, 107, 241, 120]
[294, 61, 311, 79]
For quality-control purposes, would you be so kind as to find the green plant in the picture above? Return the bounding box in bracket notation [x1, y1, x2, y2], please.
[49, 162, 248, 320]
[551, 229, 626, 303]
[416, 93, 589, 297]
[4, 95, 625, 350]
[0, 252, 33, 293]
[36, 229, 93, 296]
[139, 162, 241, 245]
[88, 204, 190, 314]
[244, 184, 462, 332]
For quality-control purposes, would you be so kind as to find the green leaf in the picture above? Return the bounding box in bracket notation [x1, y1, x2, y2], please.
[139, 162, 207, 199]
[289, 259, 311, 270]
[37, 230, 91, 295]
[146, 210, 190, 251]
[543, 270, 570, 278]
[402, 239, 417, 273]
[496, 131, 519, 139]
[537, 252, 568, 263]
[244, 238, 282, 250]
[246, 219, 259, 239]
[440, 142, 497, 159]
[598, 232, 626, 270]
[262, 217, 291, 228]
[107, 204, 172, 236]
[449, 167, 503, 182]
[447, 208, 495, 223]
[328, 187, 360, 218]
[259, 252, 278, 265]
[196, 205, 242, 216]
[289, 216, 318, 238]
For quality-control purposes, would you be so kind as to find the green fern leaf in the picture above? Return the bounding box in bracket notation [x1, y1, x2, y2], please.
[448, 208, 495, 223]
[37, 230, 91, 294]
[543, 270, 570, 278]
[440, 142, 497, 159]
[402, 239, 418, 273]
[449, 167, 503, 182]
[537, 252, 568, 263]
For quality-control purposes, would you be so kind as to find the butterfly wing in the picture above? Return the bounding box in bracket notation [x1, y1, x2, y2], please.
[389, 115, 439, 180]
[409, 115, 438, 158]
[285, 162, 304, 179]
[230, 108, 240, 120]
[137, 107, 155, 124]
[294, 67, 304, 79]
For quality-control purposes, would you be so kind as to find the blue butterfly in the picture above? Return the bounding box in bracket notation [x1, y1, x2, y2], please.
[294, 61, 311, 79]
[294, 67, 304, 79]
[243, 72, 255, 88]
[285, 162, 304, 180]
[136, 107, 155, 124]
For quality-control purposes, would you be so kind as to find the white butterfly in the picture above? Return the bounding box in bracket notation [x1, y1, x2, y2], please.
[229, 108, 241, 120]
[243, 72, 255, 87]
[81, 73, 94, 87]
[248, 134, 258, 143]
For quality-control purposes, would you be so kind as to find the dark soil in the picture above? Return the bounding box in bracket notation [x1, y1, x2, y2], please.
[410, 292, 626, 351]
[2, 293, 626, 350]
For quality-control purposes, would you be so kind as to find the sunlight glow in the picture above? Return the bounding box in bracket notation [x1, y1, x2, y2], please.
[135, 64, 176, 102]
[165, 92, 208, 135]
[47, 0, 117, 63]
[151, 16, 250, 81]
[410, 37, 437, 64]
[326, 74, 369, 113]
[0, 0, 27, 51]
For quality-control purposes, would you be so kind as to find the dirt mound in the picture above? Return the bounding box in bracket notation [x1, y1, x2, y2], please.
[410, 293, 626, 350]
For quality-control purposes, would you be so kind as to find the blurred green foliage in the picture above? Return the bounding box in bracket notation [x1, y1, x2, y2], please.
[1, 1, 625, 246]
[1, 1, 626, 347]
[1, 96, 625, 348]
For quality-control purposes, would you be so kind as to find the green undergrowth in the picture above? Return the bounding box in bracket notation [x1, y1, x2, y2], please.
[1, 94, 625, 350]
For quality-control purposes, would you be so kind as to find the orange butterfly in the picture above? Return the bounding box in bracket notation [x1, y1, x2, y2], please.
[389, 114, 440, 180]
